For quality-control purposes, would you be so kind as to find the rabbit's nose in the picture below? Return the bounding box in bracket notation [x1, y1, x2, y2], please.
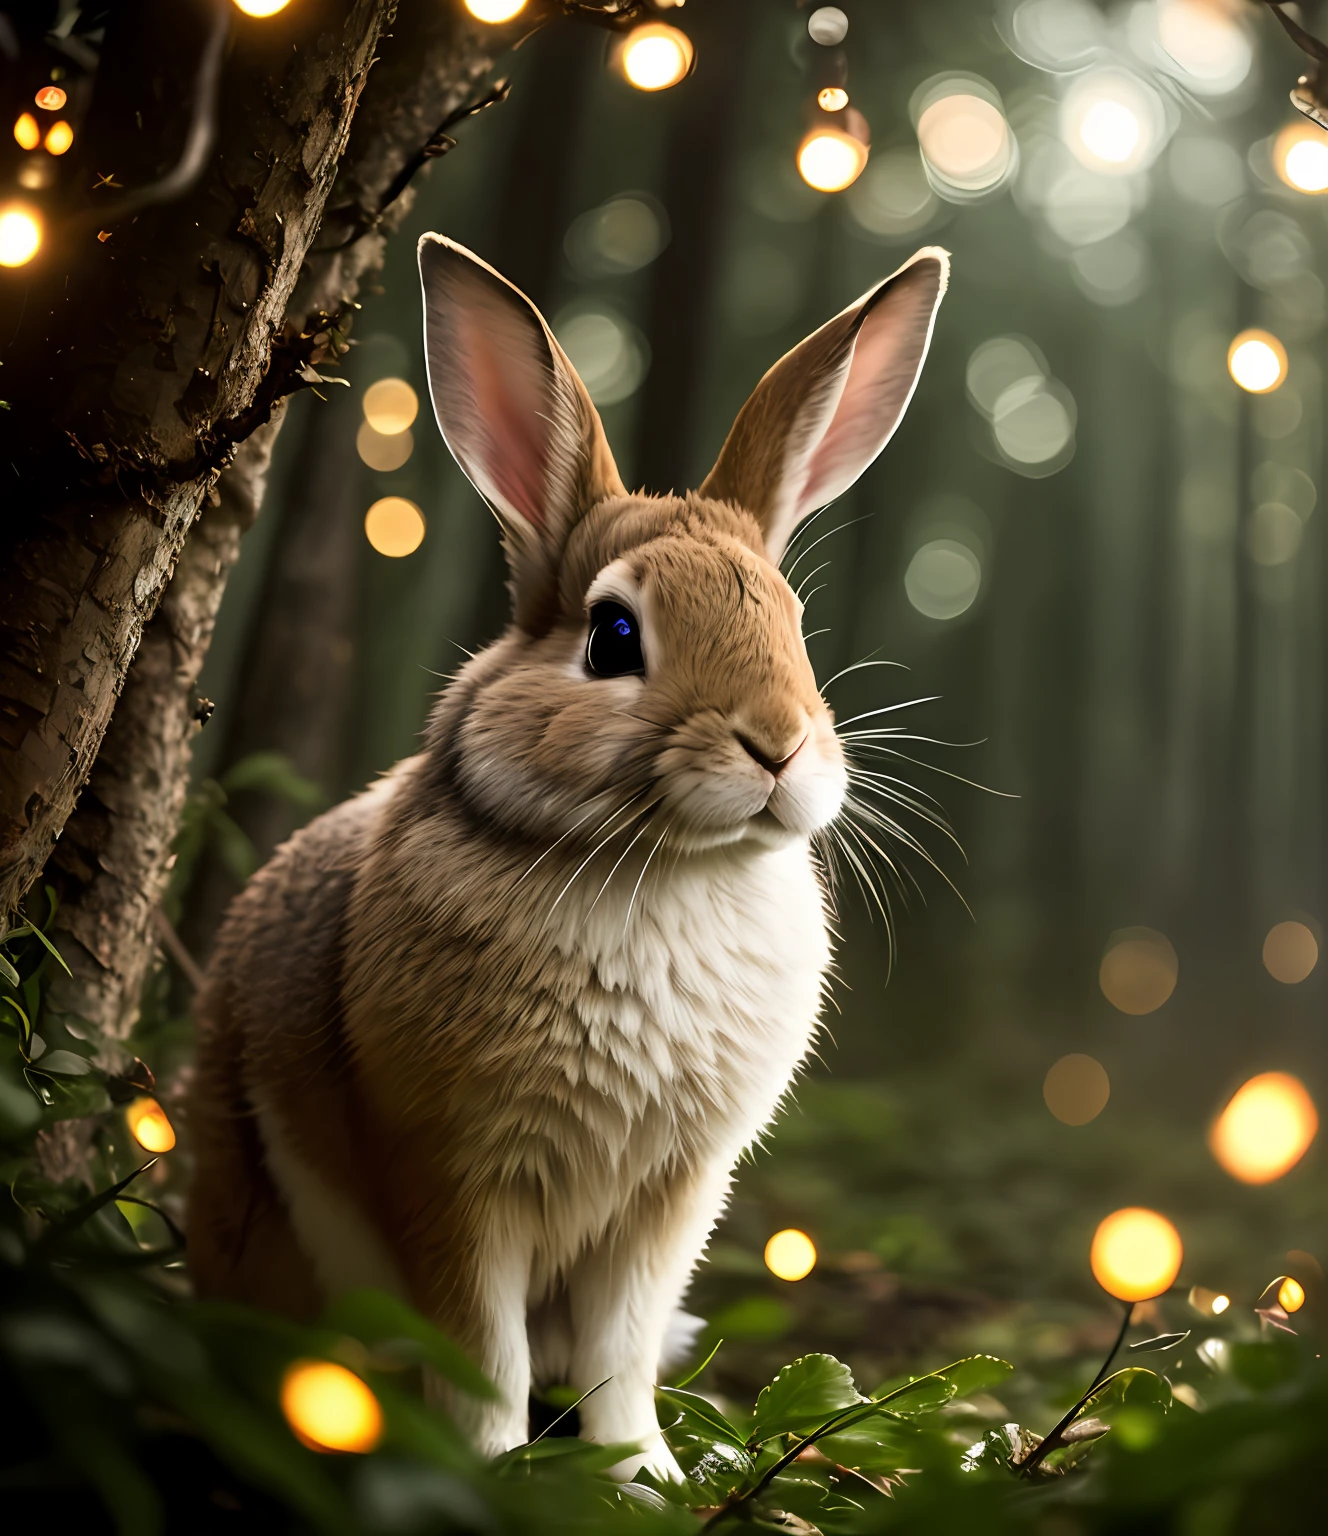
[736, 731, 807, 778]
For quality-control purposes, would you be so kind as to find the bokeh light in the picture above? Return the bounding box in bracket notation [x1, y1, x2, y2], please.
[1278, 1276, 1305, 1313]
[1275, 122, 1328, 193]
[13, 113, 39, 151]
[1079, 100, 1139, 164]
[126, 1097, 176, 1154]
[915, 87, 1012, 196]
[764, 1228, 817, 1282]
[554, 306, 649, 405]
[34, 86, 66, 111]
[1043, 1053, 1110, 1125]
[904, 539, 981, 620]
[45, 120, 73, 155]
[280, 1361, 383, 1453]
[356, 422, 414, 473]
[1155, 1, 1252, 95]
[1189, 1285, 1230, 1315]
[991, 377, 1075, 469]
[1246, 503, 1302, 568]
[464, 0, 527, 21]
[846, 149, 937, 239]
[233, 0, 292, 15]
[1090, 1208, 1183, 1303]
[1098, 928, 1178, 1015]
[1063, 72, 1162, 174]
[797, 128, 868, 192]
[620, 24, 693, 92]
[1262, 921, 1318, 984]
[364, 498, 425, 558]
[1210, 1072, 1318, 1184]
[362, 378, 418, 435]
[0, 206, 42, 268]
[1227, 331, 1287, 395]
[807, 6, 848, 46]
[565, 195, 667, 278]
[818, 87, 849, 112]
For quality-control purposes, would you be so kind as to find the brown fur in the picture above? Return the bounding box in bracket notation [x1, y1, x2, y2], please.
[188, 237, 948, 1466]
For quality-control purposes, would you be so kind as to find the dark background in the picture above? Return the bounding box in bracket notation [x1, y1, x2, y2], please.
[167, 0, 1326, 1413]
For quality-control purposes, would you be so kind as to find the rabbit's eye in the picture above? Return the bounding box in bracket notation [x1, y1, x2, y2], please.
[586, 601, 644, 678]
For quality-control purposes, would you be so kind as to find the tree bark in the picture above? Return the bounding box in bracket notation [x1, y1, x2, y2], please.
[41, 419, 284, 1043]
[0, 0, 491, 927]
[2, 1, 493, 1043]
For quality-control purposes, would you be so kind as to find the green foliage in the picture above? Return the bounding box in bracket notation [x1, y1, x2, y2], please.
[169, 751, 326, 896]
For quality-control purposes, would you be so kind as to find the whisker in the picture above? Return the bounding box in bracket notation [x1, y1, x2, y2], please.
[846, 773, 964, 853]
[835, 698, 941, 731]
[794, 560, 832, 604]
[847, 798, 974, 919]
[844, 742, 1016, 797]
[846, 763, 947, 812]
[782, 513, 870, 584]
[623, 825, 669, 938]
[819, 653, 908, 692]
[545, 793, 653, 918]
[587, 801, 664, 915]
[514, 788, 650, 890]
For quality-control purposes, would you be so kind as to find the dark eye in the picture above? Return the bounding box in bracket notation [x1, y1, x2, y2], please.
[586, 601, 644, 678]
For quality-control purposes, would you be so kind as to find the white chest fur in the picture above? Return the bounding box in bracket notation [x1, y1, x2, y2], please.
[481, 838, 832, 1284]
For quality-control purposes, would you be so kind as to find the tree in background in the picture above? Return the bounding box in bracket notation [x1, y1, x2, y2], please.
[0, 2, 618, 1157]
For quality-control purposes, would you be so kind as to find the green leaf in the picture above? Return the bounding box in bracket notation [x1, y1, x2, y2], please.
[1229, 1338, 1300, 1390]
[19, 920, 72, 975]
[817, 1414, 923, 1473]
[750, 1354, 864, 1445]
[1129, 1331, 1190, 1354]
[1, 992, 33, 1051]
[321, 1288, 496, 1399]
[221, 751, 327, 808]
[1083, 1366, 1172, 1418]
[865, 1372, 955, 1418]
[934, 1355, 1015, 1398]
[672, 1438, 755, 1502]
[673, 1335, 723, 1390]
[34, 1049, 95, 1076]
[210, 810, 260, 884]
[657, 1385, 748, 1450]
[0, 952, 19, 986]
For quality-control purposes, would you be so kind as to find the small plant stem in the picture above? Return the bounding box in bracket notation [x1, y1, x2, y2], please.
[1020, 1300, 1134, 1476]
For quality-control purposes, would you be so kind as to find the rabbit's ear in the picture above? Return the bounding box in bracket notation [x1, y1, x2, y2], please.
[419, 234, 625, 627]
[700, 247, 949, 563]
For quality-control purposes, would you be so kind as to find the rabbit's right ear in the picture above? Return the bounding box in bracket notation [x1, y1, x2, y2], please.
[419, 235, 626, 630]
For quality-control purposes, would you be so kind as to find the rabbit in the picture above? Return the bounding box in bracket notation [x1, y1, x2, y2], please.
[186, 234, 948, 1480]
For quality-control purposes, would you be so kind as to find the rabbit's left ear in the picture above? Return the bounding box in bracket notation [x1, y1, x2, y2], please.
[419, 234, 626, 630]
[700, 247, 949, 563]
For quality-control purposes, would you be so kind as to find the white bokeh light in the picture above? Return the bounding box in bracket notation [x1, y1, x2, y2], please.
[1062, 71, 1164, 174]
[905, 539, 983, 620]
[1155, 0, 1252, 96]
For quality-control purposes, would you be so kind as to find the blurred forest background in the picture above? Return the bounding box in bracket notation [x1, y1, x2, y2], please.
[155, 0, 1326, 1415]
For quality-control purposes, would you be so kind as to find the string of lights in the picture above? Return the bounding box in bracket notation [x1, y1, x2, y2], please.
[1, 0, 235, 272]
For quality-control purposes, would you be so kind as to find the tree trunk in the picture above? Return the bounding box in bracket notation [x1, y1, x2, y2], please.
[1, 0, 493, 1047]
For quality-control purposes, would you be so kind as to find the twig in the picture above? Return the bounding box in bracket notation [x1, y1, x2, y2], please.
[1264, 2, 1328, 128]
[77, 0, 231, 232]
[1019, 1300, 1134, 1476]
[152, 908, 205, 993]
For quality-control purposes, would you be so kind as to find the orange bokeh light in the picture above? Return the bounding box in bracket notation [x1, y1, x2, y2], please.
[280, 1360, 383, 1453]
[1090, 1207, 1183, 1302]
[1210, 1072, 1318, 1184]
